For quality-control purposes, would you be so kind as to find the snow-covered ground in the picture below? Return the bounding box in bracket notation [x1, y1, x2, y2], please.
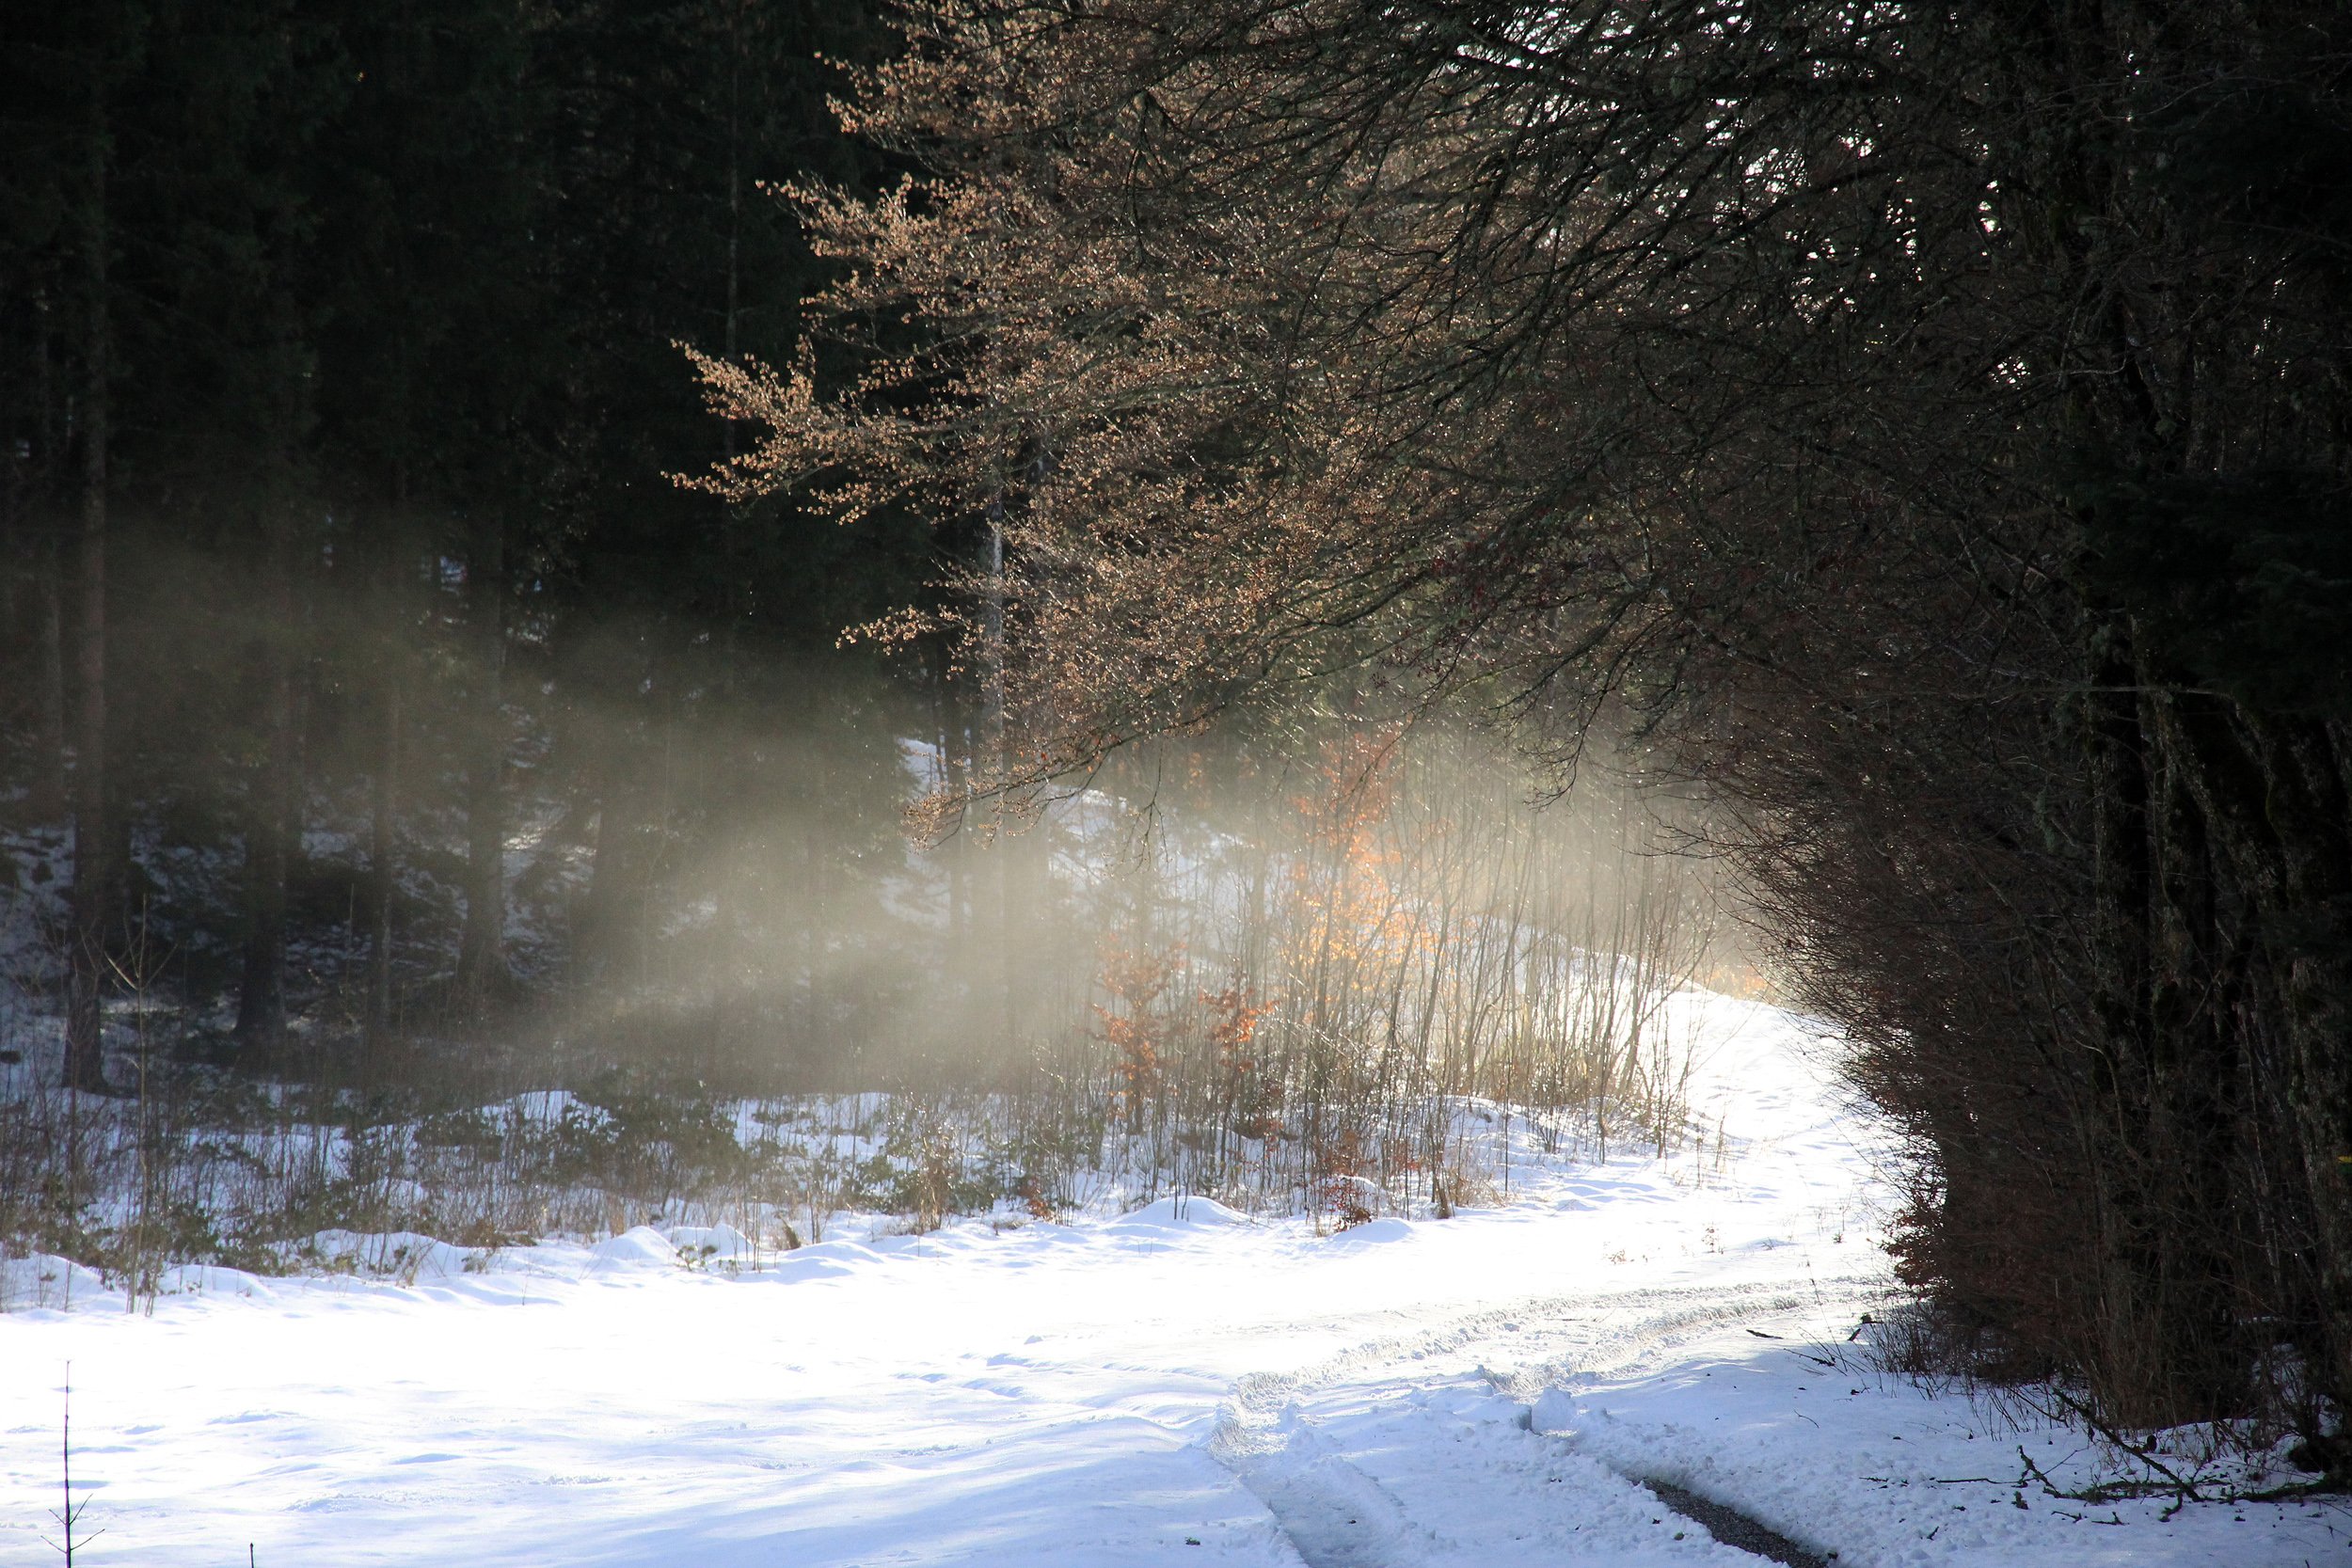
[2, 993, 2342, 1566]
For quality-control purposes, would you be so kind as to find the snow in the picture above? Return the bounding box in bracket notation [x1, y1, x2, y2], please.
[1109, 1195, 1257, 1230]
[3, 991, 2343, 1566]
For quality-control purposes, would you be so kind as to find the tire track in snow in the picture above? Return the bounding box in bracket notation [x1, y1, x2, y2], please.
[1232, 1414, 1441, 1568]
[1208, 1273, 1883, 1566]
[1212, 1273, 1876, 1455]
[1224, 1376, 1780, 1566]
[1642, 1478, 1832, 1568]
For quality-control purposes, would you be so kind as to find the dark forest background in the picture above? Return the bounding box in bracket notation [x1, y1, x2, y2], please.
[0, 0, 962, 1090]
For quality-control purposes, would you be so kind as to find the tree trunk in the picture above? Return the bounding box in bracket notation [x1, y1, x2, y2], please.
[29, 529, 68, 820]
[2256, 715, 2352, 1429]
[62, 79, 111, 1095]
[366, 662, 402, 1053]
[2156, 695, 2352, 1428]
[581, 734, 651, 997]
[455, 512, 510, 1011]
[234, 504, 299, 1058]
[364, 492, 409, 1055]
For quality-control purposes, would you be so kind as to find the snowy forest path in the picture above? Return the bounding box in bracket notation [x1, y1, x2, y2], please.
[0, 994, 1915, 1565]
[8, 993, 2339, 1564]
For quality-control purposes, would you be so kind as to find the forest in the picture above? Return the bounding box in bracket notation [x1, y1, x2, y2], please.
[5, 0, 2350, 1489]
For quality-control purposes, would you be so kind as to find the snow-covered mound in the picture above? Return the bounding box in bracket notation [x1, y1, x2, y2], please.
[1107, 1194, 1256, 1229]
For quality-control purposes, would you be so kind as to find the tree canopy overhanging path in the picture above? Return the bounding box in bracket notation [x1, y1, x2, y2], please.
[4, 991, 2343, 1566]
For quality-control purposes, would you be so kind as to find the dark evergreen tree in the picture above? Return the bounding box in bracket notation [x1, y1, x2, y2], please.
[1, 0, 917, 1085]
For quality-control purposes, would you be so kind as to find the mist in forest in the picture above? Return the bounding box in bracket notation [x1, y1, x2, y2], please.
[0, 531, 1732, 1278]
[2, 509, 1722, 1101]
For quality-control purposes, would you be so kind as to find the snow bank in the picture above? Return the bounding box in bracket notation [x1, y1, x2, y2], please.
[1107, 1194, 1255, 1230]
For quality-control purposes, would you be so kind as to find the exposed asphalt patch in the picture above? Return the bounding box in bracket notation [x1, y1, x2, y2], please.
[1640, 1479, 1833, 1568]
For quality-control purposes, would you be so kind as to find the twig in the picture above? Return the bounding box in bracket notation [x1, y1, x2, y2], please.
[41, 1362, 103, 1564]
[2046, 1388, 2204, 1505]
